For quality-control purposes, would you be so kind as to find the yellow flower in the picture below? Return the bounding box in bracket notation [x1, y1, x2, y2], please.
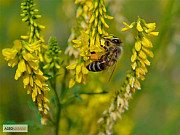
[69, 78, 76, 88]
[131, 52, 137, 62]
[135, 40, 141, 51]
[121, 22, 133, 32]
[136, 21, 143, 32]
[141, 36, 153, 48]
[73, 31, 91, 60]
[2, 48, 18, 61]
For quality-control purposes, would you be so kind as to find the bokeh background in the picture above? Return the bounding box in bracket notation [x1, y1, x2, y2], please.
[0, 0, 180, 135]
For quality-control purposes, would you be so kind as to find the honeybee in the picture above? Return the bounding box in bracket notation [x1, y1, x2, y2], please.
[86, 36, 123, 72]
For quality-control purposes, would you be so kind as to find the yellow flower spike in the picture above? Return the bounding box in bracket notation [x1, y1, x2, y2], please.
[23, 73, 29, 88]
[141, 36, 153, 48]
[136, 21, 143, 32]
[131, 52, 137, 62]
[142, 46, 154, 58]
[66, 63, 77, 69]
[138, 50, 147, 59]
[69, 78, 76, 88]
[13, 40, 22, 51]
[135, 40, 141, 51]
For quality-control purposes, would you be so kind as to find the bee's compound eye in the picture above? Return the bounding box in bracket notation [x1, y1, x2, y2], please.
[112, 39, 120, 44]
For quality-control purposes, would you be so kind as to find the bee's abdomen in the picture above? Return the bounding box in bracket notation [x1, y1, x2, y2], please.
[86, 61, 106, 72]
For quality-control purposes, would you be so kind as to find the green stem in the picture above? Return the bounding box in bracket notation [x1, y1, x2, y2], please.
[51, 68, 61, 135]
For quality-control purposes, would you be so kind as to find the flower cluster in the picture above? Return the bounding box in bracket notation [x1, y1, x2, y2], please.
[97, 17, 159, 135]
[67, 62, 88, 88]
[43, 37, 61, 70]
[87, 0, 113, 53]
[66, 0, 114, 88]
[2, 0, 50, 125]
[20, 0, 46, 62]
[2, 40, 50, 125]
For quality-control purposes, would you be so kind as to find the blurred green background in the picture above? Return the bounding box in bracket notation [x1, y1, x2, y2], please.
[0, 0, 180, 135]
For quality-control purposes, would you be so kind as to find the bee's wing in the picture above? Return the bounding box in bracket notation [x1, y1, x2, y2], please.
[108, 63, 117, 82]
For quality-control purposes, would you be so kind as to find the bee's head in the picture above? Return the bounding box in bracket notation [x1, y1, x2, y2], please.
[104, 36, 122, 48]
[109, 38, 122, 45]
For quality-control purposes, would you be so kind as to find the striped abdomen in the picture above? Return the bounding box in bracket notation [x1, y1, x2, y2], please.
[86, 60, 107, 72]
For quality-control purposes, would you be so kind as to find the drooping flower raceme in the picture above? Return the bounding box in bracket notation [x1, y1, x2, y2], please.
[2, 40, 50, 125]
[97, 17, 159, 135]
[2, 0, 50, 125]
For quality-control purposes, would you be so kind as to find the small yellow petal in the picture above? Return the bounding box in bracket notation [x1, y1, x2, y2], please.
[23, 73, 29, 88]
[82, 66, 88, 74]
[134, 79, 141, 90]
[131, 62, 137, 70]
[142, 47, 154, 58]
[18, 59, 26, 72]
[8, 56, 18, 68]
[135, 40, 141, 51]
[13, 40, 22, 51]
[143, 59, 151, 66]
[69, 78, 75, 88]
[138, 50, 147, 59]
[35, 79, 42, 88]
[145, 23, 156, 29]
[131, 52, 137, 62]
[150, 32, 159, 36]
[141, 37, 152, 48]
[136, 22, 143, 32]
[76, 64, 82, 74]
[76, 72, 82, 83]
[14, 68, 22, 80]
